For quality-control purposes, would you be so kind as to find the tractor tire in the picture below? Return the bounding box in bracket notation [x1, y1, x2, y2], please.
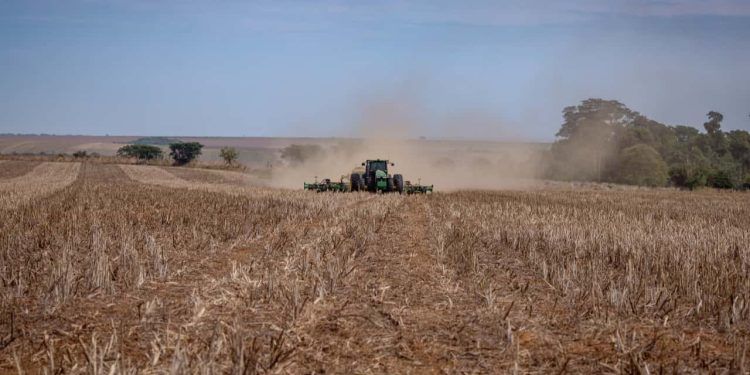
[387, 177, 394, 192]
[350, 173, 363, 192]
[394, 174, 405, 194]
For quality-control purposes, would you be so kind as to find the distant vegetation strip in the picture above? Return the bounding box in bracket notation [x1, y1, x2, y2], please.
[0, 162, 80, 209]
[128, 137, 181, 145]
[0, 153, 247, 172]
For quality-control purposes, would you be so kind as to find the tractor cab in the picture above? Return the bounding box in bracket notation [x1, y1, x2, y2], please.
[361, 159, 394, 191]
[363, 159, 390, 174]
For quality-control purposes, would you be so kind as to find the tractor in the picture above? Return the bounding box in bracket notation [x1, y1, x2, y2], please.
[303, 159, 433, 194]
[349, 159, 398, 193]
[350, 159, 433, 194]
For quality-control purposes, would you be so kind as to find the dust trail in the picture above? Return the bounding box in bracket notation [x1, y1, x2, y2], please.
[270, 89, 546, 191]
[0, 162, 81, 209]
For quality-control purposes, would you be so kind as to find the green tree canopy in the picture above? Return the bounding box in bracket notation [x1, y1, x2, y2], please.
[556, 99, 639, 140]
[703, 111, 723, 134]
[117, 144, 163, 160]
[728, 130, 750, 172]
[169, 142, 203, 165]
[616, 144, 668, 187]
[549, 100, 750, 189]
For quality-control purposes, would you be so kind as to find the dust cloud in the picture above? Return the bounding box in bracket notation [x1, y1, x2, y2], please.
[268, 90, 547, 191]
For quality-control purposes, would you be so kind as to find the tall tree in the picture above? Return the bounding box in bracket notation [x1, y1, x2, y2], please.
[551, 99, 639, 181]
[728, 130, 750, 173]
[703, 111, 723, 134]
[701, 111, 729, 156]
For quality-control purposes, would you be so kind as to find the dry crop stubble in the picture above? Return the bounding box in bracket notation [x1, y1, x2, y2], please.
[0, 163, 400, 372]
[0, 162, 80, 209]
[1, 162, 749, 373]
[425, 189, 750, 371]
[158, 166, 230, 184]
[120, 164, 266, 196]
[0, 161, 42, 179]
[160, 166, 263, 186]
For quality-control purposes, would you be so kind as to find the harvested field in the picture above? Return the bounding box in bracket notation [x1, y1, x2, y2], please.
[159, 166, 261, 186]
[0, 160, 41, 179]
[78, 163, 133, 184]
[119, 164, 194, 189]
[0, 162, 80, 209]
[0, 163, 748, 373]
[159, 166, 229, 184]
[121, 165, 266, 196]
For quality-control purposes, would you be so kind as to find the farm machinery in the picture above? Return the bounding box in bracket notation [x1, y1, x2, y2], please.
[303, 159, 433, 194]
[303, 178, 348, 192]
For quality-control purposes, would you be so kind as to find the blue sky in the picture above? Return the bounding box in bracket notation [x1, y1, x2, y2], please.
[0, 0, 749, 141]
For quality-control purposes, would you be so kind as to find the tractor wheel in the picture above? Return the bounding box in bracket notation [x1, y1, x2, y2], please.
[394, 174, 404, 194]
[350, 173, 363, 192]
[386, 177, 394, 192]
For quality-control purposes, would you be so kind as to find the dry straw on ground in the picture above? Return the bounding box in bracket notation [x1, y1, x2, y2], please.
[0, 162, 80, 209]
[0, 161, 749, 373]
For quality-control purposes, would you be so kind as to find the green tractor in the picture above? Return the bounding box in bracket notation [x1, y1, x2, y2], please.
[304, 159, 433, 194]
[350, 159, 433, 194]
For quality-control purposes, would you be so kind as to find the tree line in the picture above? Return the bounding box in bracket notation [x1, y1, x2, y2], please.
[116, 142, 237, 166]
[547, 99, 750, 189]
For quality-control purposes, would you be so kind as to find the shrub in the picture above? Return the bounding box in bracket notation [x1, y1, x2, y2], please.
[220, 147, 239, 165]
[72, 150, 88, 158]
[685, 168, 709, 190]
[707, 170, 734, 189]
[669, 165, 711, 190]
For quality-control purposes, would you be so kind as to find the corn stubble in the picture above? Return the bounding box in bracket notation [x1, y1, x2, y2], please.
[0, 162, 749, 373]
